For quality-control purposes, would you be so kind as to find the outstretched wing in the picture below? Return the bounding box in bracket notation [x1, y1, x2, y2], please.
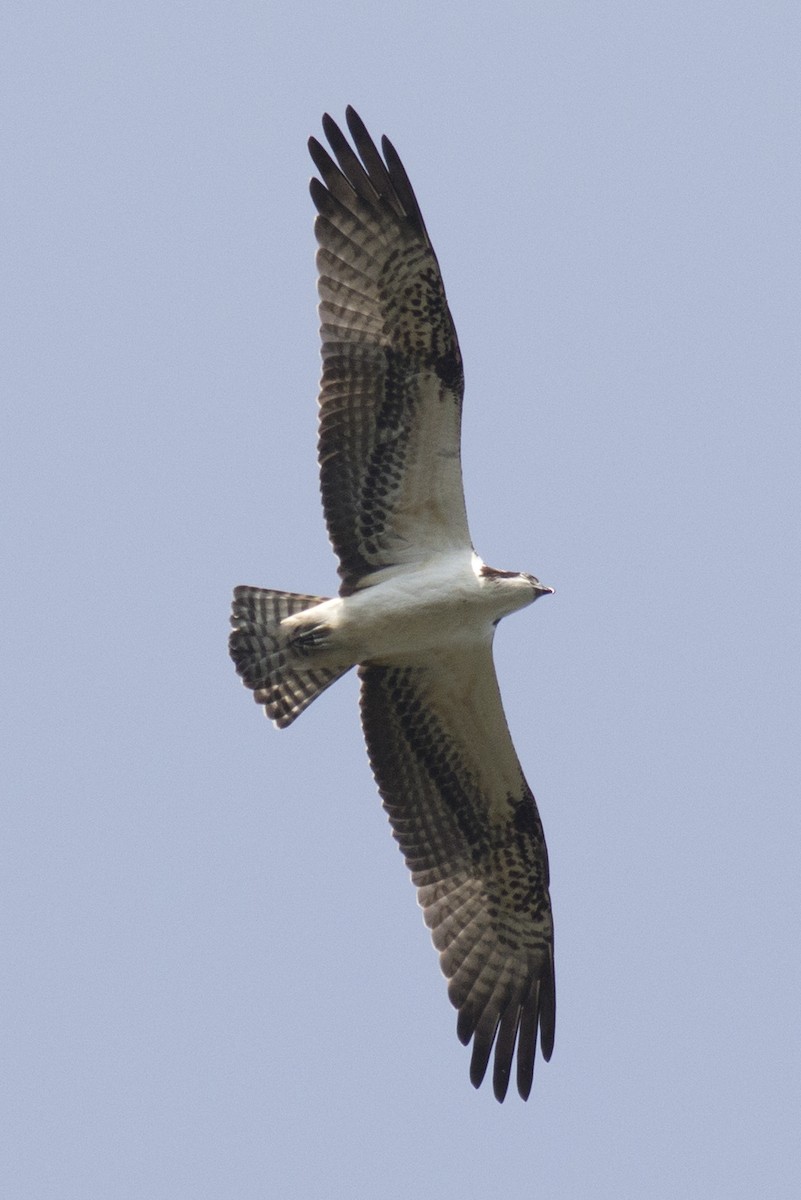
[309, 108, 471, 594]
[359, 645, 555, 1102]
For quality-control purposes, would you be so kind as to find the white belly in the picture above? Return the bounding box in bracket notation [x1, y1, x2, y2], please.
[298, 552, 496, 665]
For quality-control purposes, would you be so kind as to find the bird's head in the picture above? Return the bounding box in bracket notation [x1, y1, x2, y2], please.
[478, 563, 554, 617]
[522, 572, 555, 601]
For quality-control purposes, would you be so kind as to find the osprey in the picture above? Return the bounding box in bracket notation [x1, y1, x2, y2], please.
[230, 108, 555, 1102]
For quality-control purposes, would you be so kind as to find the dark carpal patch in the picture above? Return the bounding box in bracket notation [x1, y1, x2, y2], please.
[387, 667, 490, 855]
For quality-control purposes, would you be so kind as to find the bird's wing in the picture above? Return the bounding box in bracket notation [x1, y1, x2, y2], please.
[358, 644, 555, 1101]
[309, 107, 471, 594]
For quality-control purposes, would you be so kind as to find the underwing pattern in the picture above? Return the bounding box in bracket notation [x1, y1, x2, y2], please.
[309, 110, 469, 592]
[359, 652, 554, 1100]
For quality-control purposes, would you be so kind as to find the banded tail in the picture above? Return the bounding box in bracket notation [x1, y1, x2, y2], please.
[229, 586, 349, 728]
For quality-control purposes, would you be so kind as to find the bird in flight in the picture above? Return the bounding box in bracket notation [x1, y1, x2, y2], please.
[230, 107, 555, 1101]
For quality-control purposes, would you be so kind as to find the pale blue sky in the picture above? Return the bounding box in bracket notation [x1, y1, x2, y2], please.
[5, 3, 801, 1197]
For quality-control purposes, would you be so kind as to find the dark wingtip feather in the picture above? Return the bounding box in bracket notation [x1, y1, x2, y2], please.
[381, 134, 429, 241]
[468, 1004, 503, 1093]
[308, 175, 335, 217]
[344, 106, 372, 153]
[492, 1002, 522, 1103]
[515, 988, 540, 1100]
[456, 1002, 477, 1046]
[307, 135, 331, 176]
[517, 1067, 534, 1103]
[539, 969, 556, 1062]
[344, 103, 362, 129]
[469, 1039, 493, 1091]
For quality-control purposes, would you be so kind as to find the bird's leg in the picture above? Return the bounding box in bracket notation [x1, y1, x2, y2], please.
[289, 622, 332, 656]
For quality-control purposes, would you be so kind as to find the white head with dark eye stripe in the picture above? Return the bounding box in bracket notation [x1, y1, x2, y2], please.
[522, 572, 555, 600]
[477, 562, 554, 616]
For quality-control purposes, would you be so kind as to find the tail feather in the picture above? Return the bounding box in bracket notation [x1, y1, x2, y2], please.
[229, 585, 349, 728]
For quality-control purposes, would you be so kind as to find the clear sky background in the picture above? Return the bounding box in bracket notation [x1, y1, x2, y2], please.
[5, 3, 801, 1197]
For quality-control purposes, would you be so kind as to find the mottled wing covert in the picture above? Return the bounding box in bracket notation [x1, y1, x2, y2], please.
[358, 646, 555, 1101]
[309, 107, 471, 592]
